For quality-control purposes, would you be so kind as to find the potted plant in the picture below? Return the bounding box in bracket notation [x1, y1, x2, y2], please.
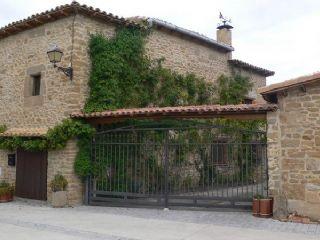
[50, 174, 68, 208]
[252, 194, 262, 217]
[0, 181, 14, 203]
[259, 196, 273, 218]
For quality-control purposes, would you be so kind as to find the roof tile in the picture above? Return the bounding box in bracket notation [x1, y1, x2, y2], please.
[0, 1, 141, 40]
[71, 104, 277, 119]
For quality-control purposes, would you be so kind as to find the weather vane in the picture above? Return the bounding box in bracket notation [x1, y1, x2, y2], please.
[218, 12, 233, 29]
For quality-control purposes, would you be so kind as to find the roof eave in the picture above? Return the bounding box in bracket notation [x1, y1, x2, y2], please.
[259, 77, 320, 96]
[228, 59, 275, 77]
[147, 18, 234, 52]
[71, 104, 278, 124]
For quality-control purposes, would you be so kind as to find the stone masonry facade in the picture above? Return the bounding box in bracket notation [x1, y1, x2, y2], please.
[47, 139, 82, 205]
[267, 82, 320, 220]
[0, 6, 269, 206]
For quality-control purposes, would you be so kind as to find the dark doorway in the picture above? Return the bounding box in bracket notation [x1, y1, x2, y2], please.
[16, 149, 48, 200]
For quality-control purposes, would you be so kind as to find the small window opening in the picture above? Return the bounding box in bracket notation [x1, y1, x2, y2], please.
[243, 98, 253, 104]
[211, 139, 229, 166]
[32, 74, 41, 96]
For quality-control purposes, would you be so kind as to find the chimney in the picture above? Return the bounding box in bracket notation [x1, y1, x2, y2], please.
[216, 22, 233, 46]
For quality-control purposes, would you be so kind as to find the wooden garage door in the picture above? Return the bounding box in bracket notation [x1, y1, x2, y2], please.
[16, 149, 48, 200]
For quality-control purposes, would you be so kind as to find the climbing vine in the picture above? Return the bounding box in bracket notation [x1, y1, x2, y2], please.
[0, 120, 95, 179]
[0, 119, 94, 151]
[84, 27, 214, 112]
[215, 74, 253, 105]
[214, 74, 266, 134]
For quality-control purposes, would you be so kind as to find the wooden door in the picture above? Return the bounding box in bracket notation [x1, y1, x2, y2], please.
[16, 149, 48, 200]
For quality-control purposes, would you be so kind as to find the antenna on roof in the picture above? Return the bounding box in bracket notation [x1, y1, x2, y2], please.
[217, 12, 233, 30]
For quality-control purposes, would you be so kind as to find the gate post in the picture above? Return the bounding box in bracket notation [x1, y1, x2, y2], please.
[84, 176, 90, 205]
[164, 130, 169, 209]
[84, 136, 94, 205]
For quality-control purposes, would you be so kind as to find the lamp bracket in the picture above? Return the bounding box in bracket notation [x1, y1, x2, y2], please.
[54, 64, 73, 80]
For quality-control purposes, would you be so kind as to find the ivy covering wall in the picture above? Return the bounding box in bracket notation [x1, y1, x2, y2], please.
[84, 28, 214, 112]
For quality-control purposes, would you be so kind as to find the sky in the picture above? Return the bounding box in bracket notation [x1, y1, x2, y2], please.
[0, 0, 319, 85]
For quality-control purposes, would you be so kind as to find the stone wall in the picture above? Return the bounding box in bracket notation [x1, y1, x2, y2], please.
[74, 16, 266, 100]
[0, 17, 78, 129]
[47, 139, 82, 206]
[0, 16, 86, 205]
[0, 149, 16, 185]
[146, 29, 266, 101]
[267, 82, 320, 220]
[231, 67, 267, 102]
[146, 29, 231, 82]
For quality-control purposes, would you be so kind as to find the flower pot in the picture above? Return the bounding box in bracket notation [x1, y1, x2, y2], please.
[52, 191, 67, 208]
[252, 198, 260, 217]
[0, 192, 13, 203]
[259, 198, 273, 218]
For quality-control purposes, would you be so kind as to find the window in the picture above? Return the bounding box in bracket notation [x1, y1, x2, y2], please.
[211, 140, 229, 166]
[243, 98, 253, 104]
[31, 74, 41, 96]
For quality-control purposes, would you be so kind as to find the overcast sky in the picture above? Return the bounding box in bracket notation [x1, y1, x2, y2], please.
[1, 0, 319, 85]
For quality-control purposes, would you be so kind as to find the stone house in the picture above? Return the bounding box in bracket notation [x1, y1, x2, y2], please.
[0, 1, 273, 205]
[260, 72, 320, 220]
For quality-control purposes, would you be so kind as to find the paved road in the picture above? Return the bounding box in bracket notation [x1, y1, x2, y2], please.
[0, 201, 318, 240]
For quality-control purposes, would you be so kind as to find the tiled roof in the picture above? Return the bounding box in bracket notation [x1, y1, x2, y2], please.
[0, 2, 233, 53]
[228, 59, 275, 77]
[71, 104, 277, 120]
[0, 1, 141, 40]
[0, 128, 48, 137]
[259, 72, 320, 95]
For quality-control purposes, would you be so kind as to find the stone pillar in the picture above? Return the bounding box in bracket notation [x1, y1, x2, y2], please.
[267, 109, 288, 217]
[0, 149, 16, 184]
[47, 139, 83, 206]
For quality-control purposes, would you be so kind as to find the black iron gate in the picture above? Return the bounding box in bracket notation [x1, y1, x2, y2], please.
[88, 125, 268, 209]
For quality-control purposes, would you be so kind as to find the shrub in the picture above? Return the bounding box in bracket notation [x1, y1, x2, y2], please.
[215, 74, 253, 105]
[50, 174, 68, 192]
[0, 125, 6, 133]
[0, 180, 14, 196]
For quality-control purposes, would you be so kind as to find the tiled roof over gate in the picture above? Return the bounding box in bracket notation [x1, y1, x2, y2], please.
[71, 104, 277, 122]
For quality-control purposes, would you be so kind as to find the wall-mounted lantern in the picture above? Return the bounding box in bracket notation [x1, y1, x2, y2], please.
[47, 45, 73, 80]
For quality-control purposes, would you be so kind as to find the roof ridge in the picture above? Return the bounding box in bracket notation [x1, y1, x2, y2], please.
[0, 1, 141, 39]
[146, 18, 234, 51]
